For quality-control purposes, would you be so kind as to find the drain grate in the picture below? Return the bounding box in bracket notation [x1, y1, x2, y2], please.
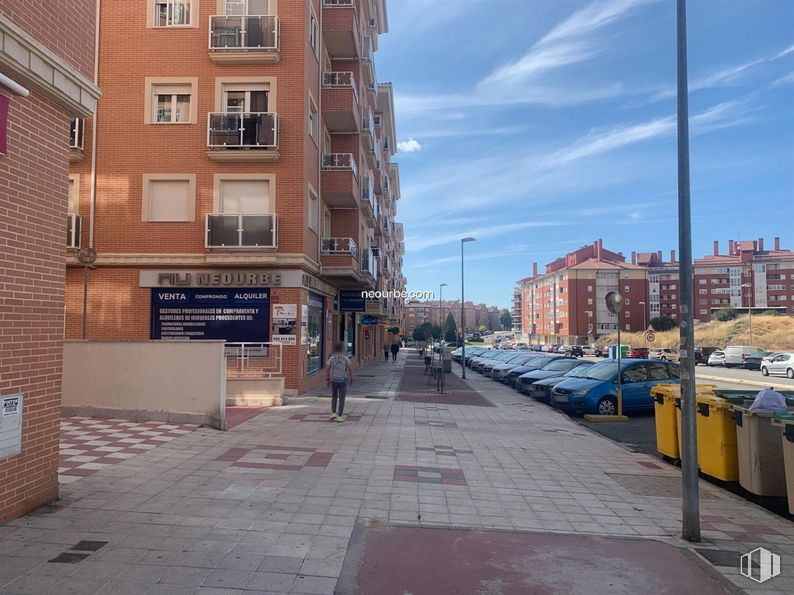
[48, 553, 89, 564]
[71, 540, 107, 552]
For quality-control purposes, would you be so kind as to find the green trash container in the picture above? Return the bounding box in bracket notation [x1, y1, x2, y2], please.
[730, 404, 793, 497]
[772, 413, 794, 515]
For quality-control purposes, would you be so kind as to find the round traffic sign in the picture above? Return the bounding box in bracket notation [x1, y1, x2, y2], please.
[646, 331, 656, 343]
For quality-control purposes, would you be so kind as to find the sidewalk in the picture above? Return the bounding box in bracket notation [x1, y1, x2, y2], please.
[0, 350, 792, 594]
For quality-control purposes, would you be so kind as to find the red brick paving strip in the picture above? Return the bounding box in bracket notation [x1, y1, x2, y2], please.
[397, 355, 494, 407]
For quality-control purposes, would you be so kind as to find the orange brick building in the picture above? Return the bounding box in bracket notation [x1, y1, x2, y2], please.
[66, 0, 405, 394]
[0, 1, 100, 521]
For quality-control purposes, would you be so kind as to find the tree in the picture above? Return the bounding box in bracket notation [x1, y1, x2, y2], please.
[712, 307, 738, 322]
[442, 313, 457, 343]
[431, 325, 443, 340]
[650, 315, 678, 331]
[478, 325, 486, 333]
[499, 308, 512, 330]
[412, 322, 434, 342]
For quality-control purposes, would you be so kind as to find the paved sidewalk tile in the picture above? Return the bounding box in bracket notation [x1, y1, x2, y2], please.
[2, 350, 793, 594]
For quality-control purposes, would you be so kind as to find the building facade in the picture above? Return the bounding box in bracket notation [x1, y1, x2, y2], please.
[0, 2, 100, 521]
[405, 300, 500, 336]
[517, 237, 794, 345]
[65, 0, 404, 395]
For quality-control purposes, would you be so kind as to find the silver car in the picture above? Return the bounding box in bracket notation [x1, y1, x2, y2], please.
[760, 352, 794, 379]
[707, 351, 726, 367]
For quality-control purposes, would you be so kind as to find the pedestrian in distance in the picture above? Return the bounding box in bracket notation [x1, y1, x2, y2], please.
[326, 342, 353, 422]
[390, 341, 399, 362]
[383, 343, 389, 362]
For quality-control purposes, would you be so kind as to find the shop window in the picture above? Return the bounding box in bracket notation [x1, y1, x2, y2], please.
[306, 293, 324, 374]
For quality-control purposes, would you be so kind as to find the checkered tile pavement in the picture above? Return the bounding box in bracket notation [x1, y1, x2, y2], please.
[58, 417, 198, 484]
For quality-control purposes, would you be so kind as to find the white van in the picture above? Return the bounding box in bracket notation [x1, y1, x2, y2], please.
[723, 345, 764, 368]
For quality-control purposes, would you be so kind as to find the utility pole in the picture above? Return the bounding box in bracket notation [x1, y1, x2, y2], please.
[677, 0, 701, 543]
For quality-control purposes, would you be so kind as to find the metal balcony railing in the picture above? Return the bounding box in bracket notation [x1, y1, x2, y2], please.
[209, 15, 279, 51]
[362, 36, 374, 61]
[207, 112, 279, 149]
[206, 213, 277, 248]
[69, 118, 84, 150]
[322, 71, 359, 104]
[322, 153, 358, 176]
[362, 105, 375, 135]
[321, 237, 358, 255]
[361, 171, 376, 213]
[66, 214, 81, 249]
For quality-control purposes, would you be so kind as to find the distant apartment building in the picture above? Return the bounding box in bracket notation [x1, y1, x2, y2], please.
[0, 1, 100, 521]
[512, 283, 525, 333]
[517, 237, 794, 345]
[65, 0, 405, 395]
[405, 300, 500, 335]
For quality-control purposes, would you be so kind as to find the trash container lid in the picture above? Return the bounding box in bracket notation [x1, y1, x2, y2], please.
[773, 411, 794, 421]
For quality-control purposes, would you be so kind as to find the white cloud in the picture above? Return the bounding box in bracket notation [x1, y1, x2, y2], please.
[397, 138, 423, 153]
[773, 44, 794, 60]
[408, 221, 562, 252]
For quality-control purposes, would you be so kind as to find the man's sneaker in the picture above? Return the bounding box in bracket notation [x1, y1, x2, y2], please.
[330, 413, 338, 420]
[335, 415, 345, 422]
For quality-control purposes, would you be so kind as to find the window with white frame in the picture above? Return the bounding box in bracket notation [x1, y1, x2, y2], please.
[310, 8, 320, 58]
[220, 179, 271, 214]
[308, 187, 319, 232]
[145, 178, 193, 222]
[154, 0, 192, 27]
[224, 0, 271, 15]
[152, 84, 192, 123]
[308, 95, 319, 142]
[68, 177, 80, 215]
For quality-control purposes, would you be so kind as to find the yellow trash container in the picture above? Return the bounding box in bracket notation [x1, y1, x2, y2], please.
[690, 395, 739, 481]
[771, 413, 794, 514]
[651, 384, 681, 460]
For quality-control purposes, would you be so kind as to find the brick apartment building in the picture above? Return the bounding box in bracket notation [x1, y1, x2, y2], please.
[405, 300, 500, 336]
[0, 2, 100, 521]
[517, 237, 794, 345]
[65, 0, 405, 395]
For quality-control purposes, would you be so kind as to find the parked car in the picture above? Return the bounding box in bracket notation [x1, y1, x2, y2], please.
[470, 350, 509, 372]
[567, 346, 584, 358]
[723, 345, 765, 368]
[525, 362, 597, 402]
[649, 348, 679, 362]
[515, 358, 594, 397]
[744, 351, 774, 371]
[761, 353, 794, 378]
[594, 346, 608, 358]
[582, 346, 596, 356]
[503, 355, 563, 384]
[550, 359, 681, 415]
[490, 354, 544, 381]
[707, 351, 727, 367]
[483, 353, 531, 377]
[626, 347, 649, 359]
[694, 347, 719, 365]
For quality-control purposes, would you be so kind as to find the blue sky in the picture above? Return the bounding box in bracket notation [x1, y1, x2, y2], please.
[376, 0, 794, 308]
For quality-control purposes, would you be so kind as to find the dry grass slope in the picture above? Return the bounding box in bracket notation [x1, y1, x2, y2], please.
[596, 315, 794, 351]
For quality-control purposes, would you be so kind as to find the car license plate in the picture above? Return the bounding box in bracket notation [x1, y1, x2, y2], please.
[554, 394, 569, 403]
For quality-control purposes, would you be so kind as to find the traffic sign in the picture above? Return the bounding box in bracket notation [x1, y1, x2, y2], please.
[646, 331, 656, 343]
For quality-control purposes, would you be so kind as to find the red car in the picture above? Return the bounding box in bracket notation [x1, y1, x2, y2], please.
[626, 347, 650, 359]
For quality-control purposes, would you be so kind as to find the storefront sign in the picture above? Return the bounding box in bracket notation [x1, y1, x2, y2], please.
[151, 288, 270, 342]
[360, 316, 380, 326]
[140, 270, 337, 297]
[302, 273, 336, 298]
[340, 290, 366, 312]
[272, 304, 297, 345]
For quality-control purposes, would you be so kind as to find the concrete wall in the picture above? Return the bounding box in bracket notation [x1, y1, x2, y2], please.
[62, 341, 227, 429]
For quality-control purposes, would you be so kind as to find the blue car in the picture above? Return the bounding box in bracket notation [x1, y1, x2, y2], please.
[550, 359, 680, 415]
[526, 362, 597, 401]
[517, 359, 596, 399]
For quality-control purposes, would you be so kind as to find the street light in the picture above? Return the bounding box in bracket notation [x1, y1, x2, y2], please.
[741, 283, 753, 344]
[461, 237, 476, 378]
[439, 282, 448, 342]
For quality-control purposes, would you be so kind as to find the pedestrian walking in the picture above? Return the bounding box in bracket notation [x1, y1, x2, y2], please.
[326, 342, 353, 422]
[390, 341, 399, 362]
[383, 343, 389, 362]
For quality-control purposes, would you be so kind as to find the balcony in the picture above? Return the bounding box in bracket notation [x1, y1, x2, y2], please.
[361, 171, 377, 224]
[361, 105, 375, 150]
[69, 118, 84, 162]
[362, 247, 378, 281]
[209, 15, 280, 63]
[66, 214, 81, 249]
[321, 153, 360, 207]
[206, 214, 277, 249]
[206, 112, 279, 161]
[322, 71, 360, 132]
[322, 0, 360, 59]
[361, 36, 375, 84]
[321, 237, 357, 255]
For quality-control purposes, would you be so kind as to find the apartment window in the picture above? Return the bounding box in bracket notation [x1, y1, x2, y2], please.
[587, 285, 593, 293]
[587, 298, 592, 305]
[308, 95, 319, 142]
[308, 187, 319, 232]
[153, 86, 191, 123]
[624, 285, 630, 293]
[625, 324, 631, 331]
[224, 0, 271, 14]
[625, 311, 631, 318]
[220, 179, 271, 214]
[698, 279, 707, 285]
[699, 289, 707, 295]
[671, 304, 677, 310]
[154, 0, 192, 27]
[309, 8, 320, 58]
[625, 299, 631, 305]
[68, 176, 80, 215]
[143, 175, 195, 222]
[699, 309, 708, 315]
[223, 87, 269, 112]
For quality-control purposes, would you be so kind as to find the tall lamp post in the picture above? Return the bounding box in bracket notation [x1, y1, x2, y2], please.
[439, 282, 448, 343]
[676, 0, 700, 543]
[741, 283, 753, 344]
[460, 237, 476, 378]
